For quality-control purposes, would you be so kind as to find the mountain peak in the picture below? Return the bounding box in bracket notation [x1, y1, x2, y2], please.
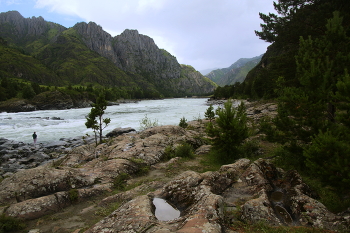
[206, 55, 263, 86]
[0, 10, 216, 97]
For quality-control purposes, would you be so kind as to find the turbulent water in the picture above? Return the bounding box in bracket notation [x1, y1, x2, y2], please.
[0, 98, 216, 144]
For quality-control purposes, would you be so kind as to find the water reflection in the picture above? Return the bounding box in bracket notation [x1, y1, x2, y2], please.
[153, 198, 180, 221]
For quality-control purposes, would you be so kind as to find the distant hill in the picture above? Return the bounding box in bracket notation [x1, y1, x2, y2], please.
[206, 55, 263, 86]
[0, 11, 216, 98]
[199, 68, 219, 76]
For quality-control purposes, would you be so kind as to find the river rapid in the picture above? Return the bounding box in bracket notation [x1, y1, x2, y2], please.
[0, 98, 218, 144]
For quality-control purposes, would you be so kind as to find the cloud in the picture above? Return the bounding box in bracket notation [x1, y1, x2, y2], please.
[33, 0, 276, 70]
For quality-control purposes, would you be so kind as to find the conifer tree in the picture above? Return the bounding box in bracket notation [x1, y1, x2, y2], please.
[204, 104, 215, 123]
[85, 93, 111, 145]
[274, 11, 350, 144]
[206, 100, 248, 163]
[272, 12, 350, 184]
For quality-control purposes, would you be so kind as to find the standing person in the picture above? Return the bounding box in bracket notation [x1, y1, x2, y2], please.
[32, 132, 37, 145]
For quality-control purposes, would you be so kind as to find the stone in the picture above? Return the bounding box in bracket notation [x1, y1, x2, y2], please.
[0, 121, 349, 232]
[105, 127, 136, 137]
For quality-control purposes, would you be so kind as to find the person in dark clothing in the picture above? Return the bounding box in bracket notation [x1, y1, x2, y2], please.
[32, 132, 37, 144]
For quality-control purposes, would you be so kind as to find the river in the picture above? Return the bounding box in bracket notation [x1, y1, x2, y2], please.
[0, 98, 218, 144]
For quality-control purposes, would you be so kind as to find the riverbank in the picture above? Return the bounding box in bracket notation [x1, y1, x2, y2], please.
[0, 101, 348, 232]
[0, 100, 278, 177]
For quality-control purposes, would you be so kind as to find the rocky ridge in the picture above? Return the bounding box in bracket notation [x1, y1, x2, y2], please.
[0, 102, 348, 232]
[0, 11, 216, 97]
[0, 11, 66, 48]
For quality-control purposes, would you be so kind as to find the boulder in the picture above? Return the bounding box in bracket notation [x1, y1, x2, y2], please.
[105, 127, 136, 137]
[86, 158, 350, 232]
[0, 124, 349, 232]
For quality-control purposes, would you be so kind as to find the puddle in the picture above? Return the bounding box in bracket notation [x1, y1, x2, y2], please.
[270, 191, 283, 202]
[153, 198, 180, 221]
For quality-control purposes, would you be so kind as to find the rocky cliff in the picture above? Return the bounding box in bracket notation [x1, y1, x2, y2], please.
[74, 23, 215, 96]
[0, 11, 216, 97]
[0, 11, 66, 51]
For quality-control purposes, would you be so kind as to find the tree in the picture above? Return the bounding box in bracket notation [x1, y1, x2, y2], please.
[206, 100, 248, 163]
[85, 93, 111, 145]
[255, 0, 317, 43]
[269, 12, 350, 179]
[204, 104, 215, 123]
[274, 11, 350, 143]
[304, 130, 350, 190]
[22, 84, 36, 99]
[179, 117, 188, 128]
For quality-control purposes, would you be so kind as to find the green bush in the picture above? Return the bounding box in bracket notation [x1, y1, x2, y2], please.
[139, 114, 159, 130]
[204, 104, 215, 122]
[174, 142, 194, 159]
[239, 140, 260, 159]
[206, 100, 248, 164]
[0, 214, 25, 232]
[304, 176, 350, 213]
[113, 172, 129, 190]
[304, 130, 350, 191]
[179, 116, 188, 128]
[162, 143, 194, 160]
[162, 145, 176, 161]
[68, 188, 79, 203]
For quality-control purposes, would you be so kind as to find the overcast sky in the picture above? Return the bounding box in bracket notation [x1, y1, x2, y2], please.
[1, 0, 276, 72]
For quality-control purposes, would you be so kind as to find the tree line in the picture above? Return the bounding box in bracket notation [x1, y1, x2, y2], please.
[210, 0, 350, 212]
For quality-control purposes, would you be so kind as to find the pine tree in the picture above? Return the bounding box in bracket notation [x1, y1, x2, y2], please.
[274, 11, 350, 145]
[204, 104, 215, 123]
[206, 100, 248, 163]
[85, 93, 111, 145]
[271, 12, 350, 184]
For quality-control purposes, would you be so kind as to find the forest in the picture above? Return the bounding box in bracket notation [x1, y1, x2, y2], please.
[212, 0, 350, 213]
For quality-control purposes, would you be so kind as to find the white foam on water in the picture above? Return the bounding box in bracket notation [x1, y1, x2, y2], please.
[0, 98, 218, 144]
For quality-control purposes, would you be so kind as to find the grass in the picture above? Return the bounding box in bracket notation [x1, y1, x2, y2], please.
[0, 214, 26, 233]
[94, 201, 122, 217]
[303, 177, 350, 213]
[230, 221, 335, 233]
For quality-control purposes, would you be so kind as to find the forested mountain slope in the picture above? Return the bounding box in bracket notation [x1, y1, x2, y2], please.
[206, 55, 262, 86]
[0, 11, 216, 99]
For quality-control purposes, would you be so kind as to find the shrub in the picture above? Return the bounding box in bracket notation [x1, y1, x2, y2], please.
[206, 100, 248, 164]
[0, 214, 25, 233]
[179, 117, 188, 128]
[162, 145, 176, 161]
[304, 130, 350, 191]
[174, 142, 194, 159]
[68, 188, 79, 203]
[113, 172, 129, 190]
[139, 114, 159, 130]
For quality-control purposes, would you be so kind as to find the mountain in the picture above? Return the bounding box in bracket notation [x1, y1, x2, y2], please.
[206, 55, 263, 86]
[199, 68, 219, 76]
[0, 11, 216, 98]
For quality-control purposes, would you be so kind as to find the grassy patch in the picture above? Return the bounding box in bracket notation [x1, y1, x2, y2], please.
[68, 189, 79, 203]
[0, 214, 26, 233]
[304, 177, 350, 213]
[113, 172, 129, 191]
[230, 221, 334, 233]
[94, 201, 121, 217]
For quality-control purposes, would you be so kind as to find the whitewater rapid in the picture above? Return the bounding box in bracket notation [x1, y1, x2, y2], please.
[0, 98, 216, 144]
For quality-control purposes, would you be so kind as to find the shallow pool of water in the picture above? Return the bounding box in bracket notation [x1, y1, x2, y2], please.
[153, 197, 180, 221]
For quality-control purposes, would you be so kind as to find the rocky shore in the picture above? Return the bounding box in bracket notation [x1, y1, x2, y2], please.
[0, 101, 349, 232]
